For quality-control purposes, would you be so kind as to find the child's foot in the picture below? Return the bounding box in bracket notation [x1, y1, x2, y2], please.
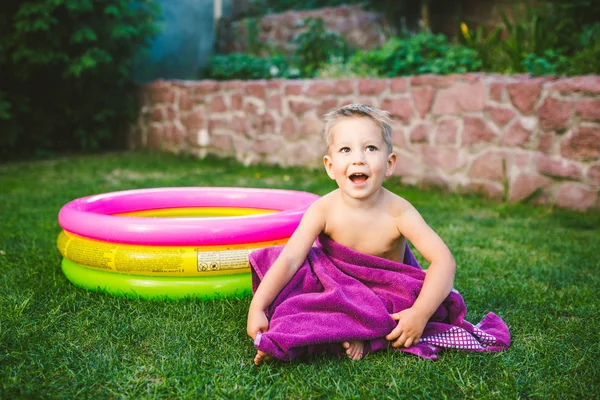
[254, 349, 272, 366]
[343, 340, 365, 361]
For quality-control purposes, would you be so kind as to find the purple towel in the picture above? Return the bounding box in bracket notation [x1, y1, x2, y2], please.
[249, 234, 510, 361]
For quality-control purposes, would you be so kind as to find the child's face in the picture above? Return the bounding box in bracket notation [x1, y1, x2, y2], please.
[323, 117, 396, 200]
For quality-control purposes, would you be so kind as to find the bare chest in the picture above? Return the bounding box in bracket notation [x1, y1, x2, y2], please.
[324, 211, 405, 262]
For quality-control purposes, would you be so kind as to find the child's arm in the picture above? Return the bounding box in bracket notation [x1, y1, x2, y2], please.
[386, 205, 456, 348]
[246, 199, 326, 340]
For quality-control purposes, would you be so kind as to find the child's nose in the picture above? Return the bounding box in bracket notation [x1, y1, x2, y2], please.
[352, 151, 366, 164]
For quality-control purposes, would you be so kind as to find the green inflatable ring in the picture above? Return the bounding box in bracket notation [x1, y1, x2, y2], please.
[61, 258, 252, 300]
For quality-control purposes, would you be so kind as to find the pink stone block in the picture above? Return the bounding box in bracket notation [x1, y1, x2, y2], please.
[501, 120, 532, 148]
[390, 78, 408, 93]
[411, 87, 436, 118]
[381, 98, 412, 123]
[435, 119, 458, 144]
[222, 80, 245, 90]
[211, 134, 233, 152]
[409, 123, 431, 143]
[462, 117, 497, 145]
[288, 100, 313, 115]
[432, 83, 485, 115]
[252, 137, 283, 154]
[151, 107, 165, 122]
[554, 182, 598, 211]
[560, 124, 600, 160]
[486, 105, 516, 128]
[536, 155, 583, 180]
[194, 81, 220, 95]
[318, 98, 338, 117]
[576, 99, 600, 121]
[178, 91, 194, 111]
[507, 81, 542, 114]
[358, 79, 387, 95]
[245, 83, 267, 100]
[509, 172, 551, 203]
[538, 97, 573, 131]
[301, 113, 323, 137]
[587, 162, 600, 187]
[465, 182, 504, 202]
[306, 80, 335, 97]
[552, 76, 600, 95]
[268, 94, 282, 112]
[333, 79, 354, 95]
[489, 83, 505, 102]
[209, 95, 227, 113]
[281, 117, 299, 140]
[262, 112, 277, 134]
[391, 125, 407, 149]
[147, 123, 164, 150]
[148, 82, 175, 104]
[284, 83, 304, 96]
[231, 116, 246, 134]
[183, 110, 204, 130]
[410, 74, 456, 88]
[421, 146, 464, 171]
[231, 93, 243, 110]
[393, 152, 419, 176]
[468, 151, 510, 181]
[537, 132, 553, 154]
[208, 118, 229, 132]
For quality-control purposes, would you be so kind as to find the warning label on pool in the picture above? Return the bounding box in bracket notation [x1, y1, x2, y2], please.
[197, 250, 250, 272]
[56, 231, 252, 276]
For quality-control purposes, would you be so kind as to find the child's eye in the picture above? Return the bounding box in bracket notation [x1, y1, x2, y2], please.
[366, 145, 377, 152]
[339, 147, 350, 153]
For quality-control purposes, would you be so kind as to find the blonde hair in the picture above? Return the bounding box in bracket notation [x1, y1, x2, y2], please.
[323, 103, 393, 153]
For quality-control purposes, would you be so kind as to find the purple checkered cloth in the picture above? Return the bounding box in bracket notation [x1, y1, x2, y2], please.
[250, 234, 510, 361]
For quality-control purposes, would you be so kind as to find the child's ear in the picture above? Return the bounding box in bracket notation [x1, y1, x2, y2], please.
[323, 155, 336, 180]
[385, 152, 397, 177]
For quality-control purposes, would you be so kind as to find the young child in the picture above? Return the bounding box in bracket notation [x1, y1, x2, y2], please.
[247, 104, 508, 365]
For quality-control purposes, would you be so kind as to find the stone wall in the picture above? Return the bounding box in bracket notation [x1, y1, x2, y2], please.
[129, 74, 600, 211]
[224, 4, 393, 54]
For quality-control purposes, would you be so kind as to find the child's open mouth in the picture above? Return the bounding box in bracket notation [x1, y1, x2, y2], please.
[349, 173, 368, 184]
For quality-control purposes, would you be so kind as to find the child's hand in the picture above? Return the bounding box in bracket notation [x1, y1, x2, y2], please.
[247, 308, 269, 340]
[386, 307, 428, 348]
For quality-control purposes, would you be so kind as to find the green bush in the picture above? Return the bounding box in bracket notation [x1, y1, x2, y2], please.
[563, 23, 600, 75]
[291, 18, 354, 77]
[206, 53, 294, 80]
[347, 33, 481, 77]
[246, 0, 363, 16]
[460, 1, 599, 75]
[0, 0, 160, 161]
[523, 50, 569, 76]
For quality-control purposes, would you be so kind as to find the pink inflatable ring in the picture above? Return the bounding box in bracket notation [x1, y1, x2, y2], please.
[58, 187, 320, 246]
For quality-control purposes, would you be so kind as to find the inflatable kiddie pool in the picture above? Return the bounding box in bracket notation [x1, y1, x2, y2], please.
[57, 187, 319, 300]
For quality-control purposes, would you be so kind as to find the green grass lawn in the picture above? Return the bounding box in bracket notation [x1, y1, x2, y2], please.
[1, 151, 599, 399]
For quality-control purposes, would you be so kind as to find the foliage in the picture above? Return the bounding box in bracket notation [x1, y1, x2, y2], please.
[459, 23, 502, 71]
[460, 1, 599, 75]
[291, 18, 354, 77]
[522, 50, 569, 76]
[246, 0, 363, 16]
[1, 151, 600, 398]
[497, 3, 558, 73]
[240, 17, 272, 55]
[0, 0, 160, 161]
[548, 0, 600, 53]
[206, 53, 294, 80]
[346, 33, 481, 77]
[316, 57, 379, 79]
[564, 23, 600, 75]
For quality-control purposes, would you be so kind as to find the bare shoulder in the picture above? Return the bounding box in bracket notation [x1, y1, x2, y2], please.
[302, 190, 337, 224]
[384, 188, 417, 217]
